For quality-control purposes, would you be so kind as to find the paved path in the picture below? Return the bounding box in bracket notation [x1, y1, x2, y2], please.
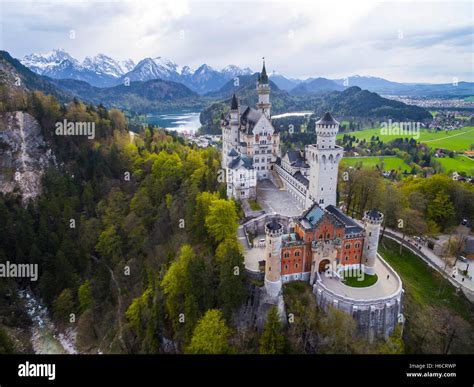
[383, 229, 474, 300]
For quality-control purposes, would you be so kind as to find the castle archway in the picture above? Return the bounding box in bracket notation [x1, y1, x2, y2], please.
[318, 259, 330, 273]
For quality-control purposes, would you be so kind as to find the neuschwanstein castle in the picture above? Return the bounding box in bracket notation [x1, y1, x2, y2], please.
[221, 60, 341, 209]
[221, 60, 404, 340]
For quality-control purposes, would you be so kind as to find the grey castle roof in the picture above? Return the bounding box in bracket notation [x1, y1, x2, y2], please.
[228, 148, 238, 157]
[317, 112, 339, 126]
[258, 61, 269, 84]
[240, 106, 264, 134]
[325, 205, 364, 236]
[298, 203, 364, 237]
[302, 204, 325, 228]
[228, 155, 254, 170]
[293, 171, 309, 187]
[286, 150, 310, 168]
[231, 94, 239, 110]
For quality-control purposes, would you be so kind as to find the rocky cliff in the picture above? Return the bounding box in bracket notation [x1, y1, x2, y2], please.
[0, 111, 54, 201]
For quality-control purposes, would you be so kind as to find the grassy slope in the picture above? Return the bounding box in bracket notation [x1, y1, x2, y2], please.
[435, 155, 474, 175]
[379, 238, 472, 320]
[342, 156, 411, 171]
[379, 237, 474, 353]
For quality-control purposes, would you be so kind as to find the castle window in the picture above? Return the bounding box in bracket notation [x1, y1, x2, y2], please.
[369, 232, 372, 236]
[345, 243, 351, 250]
[326, 233, 330, 239]
[345, 256, 348, 261]
[284, 252, 290, 258]
[285, 265, 288, 270]
[295, 263, 298, 269]
[295, 251, 300, 257]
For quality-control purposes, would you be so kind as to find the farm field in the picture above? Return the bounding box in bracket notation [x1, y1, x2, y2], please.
[435, 155, 474, 175]
[338, 126, 474, 152]
[341, 156, 411, 171]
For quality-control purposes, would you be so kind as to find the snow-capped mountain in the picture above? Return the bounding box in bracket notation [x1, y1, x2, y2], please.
[180, 65, 195, 79]
[119, 57, 181, 83]
[220, 65, 253, 78]
[22, 50, 135, 87]
[83, 54, 135, 79]
[21, 49, 255, 92]
[21, 49, 79, 75]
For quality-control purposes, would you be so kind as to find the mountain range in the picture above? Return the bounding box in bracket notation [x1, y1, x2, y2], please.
[22, 49, 473, 98]
[1, 50, 434, 123]
[199, 74, 432, 134]
[21, 49, 253, 93]
[270, 74, 474, 97]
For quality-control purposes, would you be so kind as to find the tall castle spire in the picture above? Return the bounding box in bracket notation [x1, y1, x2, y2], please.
[256, 57, 271, 118]
[259, 58, 269, 85]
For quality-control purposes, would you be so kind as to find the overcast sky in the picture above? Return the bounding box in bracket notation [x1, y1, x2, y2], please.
[1, 0, 473, 83]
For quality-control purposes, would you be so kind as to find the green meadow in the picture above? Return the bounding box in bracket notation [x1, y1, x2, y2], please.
[435, 155, 474, 175]
[338, 126, 474, 153]
[341, 156, 411, 171]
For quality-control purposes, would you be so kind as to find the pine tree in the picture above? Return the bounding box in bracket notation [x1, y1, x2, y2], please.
[259, 307, 285, 354]
[186, 309, 231, 354]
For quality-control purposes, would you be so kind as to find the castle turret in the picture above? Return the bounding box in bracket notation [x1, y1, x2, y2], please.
[222, 94, 240, 169]
[362, 209, 384, 275]
[305, 112, 343, 208]
[230, 93, 240, 141]
[264, 218, 283, 300]
[256, 59, 271, 118]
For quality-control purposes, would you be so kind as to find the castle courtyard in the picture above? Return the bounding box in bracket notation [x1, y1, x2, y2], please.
[256, 179, 303, 217]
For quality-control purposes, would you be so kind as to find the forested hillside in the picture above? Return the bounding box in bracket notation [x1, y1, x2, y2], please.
[0, 88, 251, 353]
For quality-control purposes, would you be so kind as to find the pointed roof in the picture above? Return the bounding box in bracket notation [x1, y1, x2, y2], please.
[231, 93, 239, 110]
[316, 112, 339, 126]
[258, 59, 268, 84]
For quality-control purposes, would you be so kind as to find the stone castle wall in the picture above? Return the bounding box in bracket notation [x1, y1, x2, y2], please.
[313, 253, 404, 341]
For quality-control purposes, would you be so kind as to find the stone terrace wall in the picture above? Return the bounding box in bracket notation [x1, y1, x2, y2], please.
[313, 253, 404, 341]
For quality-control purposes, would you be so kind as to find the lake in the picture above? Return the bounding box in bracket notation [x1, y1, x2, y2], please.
[146, 110, 202, 133]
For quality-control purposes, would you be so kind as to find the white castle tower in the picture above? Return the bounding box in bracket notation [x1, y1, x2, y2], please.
[221, 94, 240, 168]
[256, 59, 271, 118]
[362, 209, 384, 275]
[305, 112, 344, 209]
[264, 218, 283, 300]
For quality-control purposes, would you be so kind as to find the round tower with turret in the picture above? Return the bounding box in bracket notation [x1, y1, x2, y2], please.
[305, 112, 343, 209]
[264, 218, 283, 300]
[362, 209, 384, 275]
